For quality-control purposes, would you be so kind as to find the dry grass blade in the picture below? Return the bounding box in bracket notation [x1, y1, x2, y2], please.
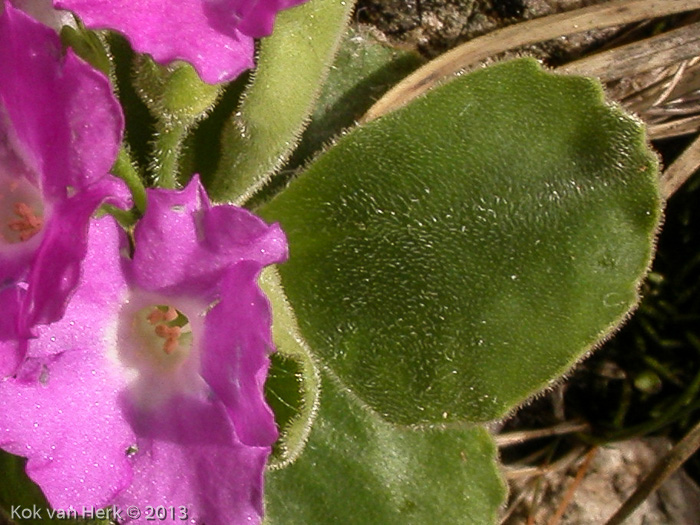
[504, 446, 586, 480]
[558, 20, 700, 81]
[659, 133, 700, 199]
[648, 115, 700, 139]
[495, 421, 590, 447]
[546, 447, 598, 525]
[362, 0, 700, 123]
[662, 61, 700, 101]
[622, 58, 700, 118]
[500, 484, 533, 524]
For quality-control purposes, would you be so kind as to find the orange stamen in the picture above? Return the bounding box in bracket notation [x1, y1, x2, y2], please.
[7, 201, 42, 241]
[163, 306, 178, 322]
[147, 306, 178, 325]
[145, 306, 185, 354]
[147, 309, 165, 324]
[154, 324, 182, 354]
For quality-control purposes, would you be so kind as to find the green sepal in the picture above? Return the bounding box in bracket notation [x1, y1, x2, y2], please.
[130, 57, 222, 188]
[260, 268, 321, 469]
[60, 25, 111, 76]
[131, 56, 222, 129]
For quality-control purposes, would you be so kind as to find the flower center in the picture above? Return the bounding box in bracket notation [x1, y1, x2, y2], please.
[0, 178, 44, 244]
[113, 294, 204, 409]
[134, 305, 192, 362]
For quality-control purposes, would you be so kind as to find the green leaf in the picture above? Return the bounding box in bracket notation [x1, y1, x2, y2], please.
[260, 58, 662, 425]
[208, 0, 356, 204]
[289, 26, 425, 167]
[0, 451, 108, 525]
[260, 268, 321, 469]
[264, 373, 505, 524]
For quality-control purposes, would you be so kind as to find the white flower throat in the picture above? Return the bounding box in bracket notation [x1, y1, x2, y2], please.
[113, 293, 204, 410]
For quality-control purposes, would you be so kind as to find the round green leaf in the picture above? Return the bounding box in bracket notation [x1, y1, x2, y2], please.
[260, 58, 662, 425]
[264, 373, 505, 524]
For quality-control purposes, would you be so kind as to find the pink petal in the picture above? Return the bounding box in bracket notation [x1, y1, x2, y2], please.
[202, 263, 278, 447]
[0, 4, 123, 198]
[130, 177, 286, 297]
[0, 285, 25, 377]
[0, 217, 133, 508]
[213, 0, 308, 38]
[115, 395, 268, 525]
[0, 351, 135, 509]
[22, 177, 130, 330]
[55, 0, 255, 83]
[1, 2, 125, 330]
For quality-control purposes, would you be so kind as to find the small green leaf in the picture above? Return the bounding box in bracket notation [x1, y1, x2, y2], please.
[208, 0, 356, 203]
[264, 373, 505, 524]
[260, 268, 321, 469]
[260, 58, 662, 425]
[60, 25, 111, 76]
[110, 146, 147, 215]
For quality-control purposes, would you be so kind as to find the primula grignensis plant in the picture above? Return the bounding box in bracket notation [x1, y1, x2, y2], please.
[0, 0, 662, 523]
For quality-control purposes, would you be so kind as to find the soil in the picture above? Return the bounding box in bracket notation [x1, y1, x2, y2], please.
[356, 0, 619, 64]
[504, 437, 700, 524]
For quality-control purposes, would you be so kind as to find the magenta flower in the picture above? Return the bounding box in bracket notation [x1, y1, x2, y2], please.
[0, 286, 24, 376]
[53, 0, 308, 83]
[0, 1, 125, 374]
[0, 178, 287, 524]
